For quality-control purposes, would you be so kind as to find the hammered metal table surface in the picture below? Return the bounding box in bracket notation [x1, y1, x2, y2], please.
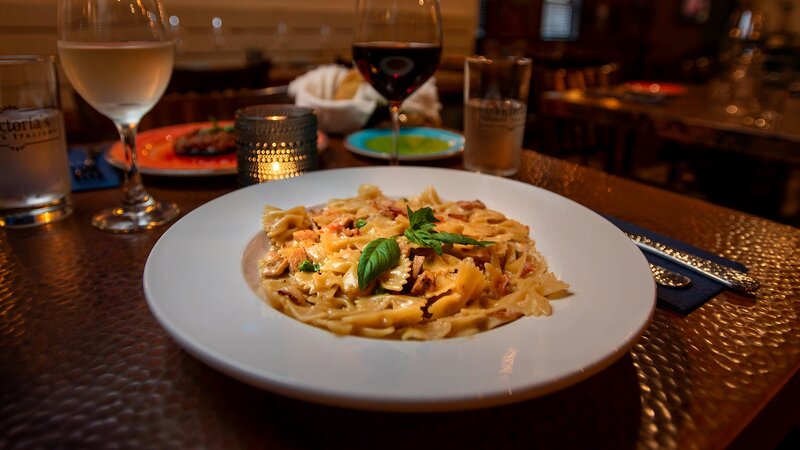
[1, 144, 799, 450]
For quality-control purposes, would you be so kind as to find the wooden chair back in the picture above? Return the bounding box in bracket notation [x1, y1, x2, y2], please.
[166, 59, 271, 94]
[140, 85, 293, 131]
[531, 62, 639, 173]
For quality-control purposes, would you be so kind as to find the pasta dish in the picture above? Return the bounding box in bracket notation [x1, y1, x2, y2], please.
[258, 184, 568, 340]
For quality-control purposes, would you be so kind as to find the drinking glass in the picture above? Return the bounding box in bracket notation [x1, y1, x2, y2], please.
[352, 0, 442, 165]
[463, 56, 531, 176]
[715, 5, 766, 116]
[57, 0, 178, 232]
[0, 55, 73, 228]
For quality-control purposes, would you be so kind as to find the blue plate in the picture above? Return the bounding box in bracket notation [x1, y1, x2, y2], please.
[344, 127, 464, 161]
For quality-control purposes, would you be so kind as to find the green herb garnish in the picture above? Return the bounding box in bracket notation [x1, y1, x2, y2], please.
[298, 259, 320, 273]
[356, 206, 494, 290]
[404, 206, 493, 255]
[202, 116, 235, 134]
[357, 237, 400, 289]
[354, 218, 368, 228]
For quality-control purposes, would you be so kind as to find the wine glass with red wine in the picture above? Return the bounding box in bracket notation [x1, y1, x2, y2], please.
[353, 0, 442, 165]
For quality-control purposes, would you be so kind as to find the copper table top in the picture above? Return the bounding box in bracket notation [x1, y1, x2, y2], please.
[1, 139, 798, 449]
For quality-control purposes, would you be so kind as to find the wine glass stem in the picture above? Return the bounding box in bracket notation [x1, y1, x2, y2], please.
[116, 122, 152, 207]
[388, 102, 402, 166]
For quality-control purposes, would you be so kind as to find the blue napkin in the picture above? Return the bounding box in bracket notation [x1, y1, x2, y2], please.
[69, 146, 121, 192]
[603, 215, 749, 314]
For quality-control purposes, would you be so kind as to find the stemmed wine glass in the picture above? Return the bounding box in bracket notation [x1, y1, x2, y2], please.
[353, 0, 442, 165]
[57, 0, 178, 232]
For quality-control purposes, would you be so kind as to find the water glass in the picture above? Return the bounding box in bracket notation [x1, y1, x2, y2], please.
[235, 105, 318, 186]
[0, 55, 72, 228]
[463, 56, 532, 176]
[753, 53, 796, 128]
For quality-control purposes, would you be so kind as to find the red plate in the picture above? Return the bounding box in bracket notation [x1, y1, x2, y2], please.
[106, 121, 237, 176]
[622, 81, 688, 97]
[106, 121, 328, 177]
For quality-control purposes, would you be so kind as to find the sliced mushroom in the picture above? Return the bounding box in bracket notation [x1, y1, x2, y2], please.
[410, 270, 435, 296]
[277, 285, 307, 306]
[260, 251, 289, 278]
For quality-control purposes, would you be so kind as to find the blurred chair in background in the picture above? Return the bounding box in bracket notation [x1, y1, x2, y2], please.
[140, 85, 293, 130]
[679, 54, 716, 82]
[531, 62, 631, 171]
[157, 50, 274, 128]
[166, 55, 271, 94]
[545, 63, 621, 92]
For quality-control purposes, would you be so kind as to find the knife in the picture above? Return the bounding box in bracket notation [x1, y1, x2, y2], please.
[626, 233, 760, 293]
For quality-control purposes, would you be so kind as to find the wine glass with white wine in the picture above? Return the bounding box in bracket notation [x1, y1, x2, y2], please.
[57, 0, 178, 232]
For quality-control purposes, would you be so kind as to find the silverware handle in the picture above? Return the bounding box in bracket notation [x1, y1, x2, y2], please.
[627, 233, 760, 293]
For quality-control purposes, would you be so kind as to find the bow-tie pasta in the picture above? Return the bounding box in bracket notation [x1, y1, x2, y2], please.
[258, 184, 568, 340]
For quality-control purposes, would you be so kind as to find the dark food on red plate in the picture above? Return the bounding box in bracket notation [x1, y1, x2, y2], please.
[174, 121, 237, 156]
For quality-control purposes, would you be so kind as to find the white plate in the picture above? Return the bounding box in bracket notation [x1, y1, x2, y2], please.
[143, 167, 655, 411]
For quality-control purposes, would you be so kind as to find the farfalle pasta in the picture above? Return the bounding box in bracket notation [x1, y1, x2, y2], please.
[258, 184, 568, 340]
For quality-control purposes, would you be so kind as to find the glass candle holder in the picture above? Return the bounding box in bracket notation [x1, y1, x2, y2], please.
[235, 105, 318, 186]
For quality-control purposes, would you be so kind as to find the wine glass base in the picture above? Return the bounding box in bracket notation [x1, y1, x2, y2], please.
[92, 200, 180, 233]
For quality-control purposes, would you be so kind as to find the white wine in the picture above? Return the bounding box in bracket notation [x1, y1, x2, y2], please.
[55, 1, 179, 232]
[0, 108, 70, 209]
[57, 41, 174, 124]
[463, 98, 527, 176]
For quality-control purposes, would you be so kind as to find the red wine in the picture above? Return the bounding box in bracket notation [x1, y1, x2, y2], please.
[352, 42, 441, 103]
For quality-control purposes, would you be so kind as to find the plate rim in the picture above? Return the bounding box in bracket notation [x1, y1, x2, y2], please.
[344, 127, 465, 161]
[621, 80, 688, 97]
[143, 166, 655, 411]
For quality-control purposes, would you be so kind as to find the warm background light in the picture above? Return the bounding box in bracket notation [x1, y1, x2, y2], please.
[0, 0, 478, 113]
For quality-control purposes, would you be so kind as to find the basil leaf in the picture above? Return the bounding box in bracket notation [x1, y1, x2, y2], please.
[357, 237, 400, 289]
[403, 228, 426, 246]
[432, 232, 494, 247]
[354, 218, 367, 229]
[404, 228, 444, 255]
[407, 206, 439, 230]
[405, 206, 495, 255]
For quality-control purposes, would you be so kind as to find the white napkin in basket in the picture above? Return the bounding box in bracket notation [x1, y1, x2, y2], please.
[288, 64, 441, 135]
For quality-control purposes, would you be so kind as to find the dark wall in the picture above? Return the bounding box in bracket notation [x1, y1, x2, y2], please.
[478, 0, 736, 80]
